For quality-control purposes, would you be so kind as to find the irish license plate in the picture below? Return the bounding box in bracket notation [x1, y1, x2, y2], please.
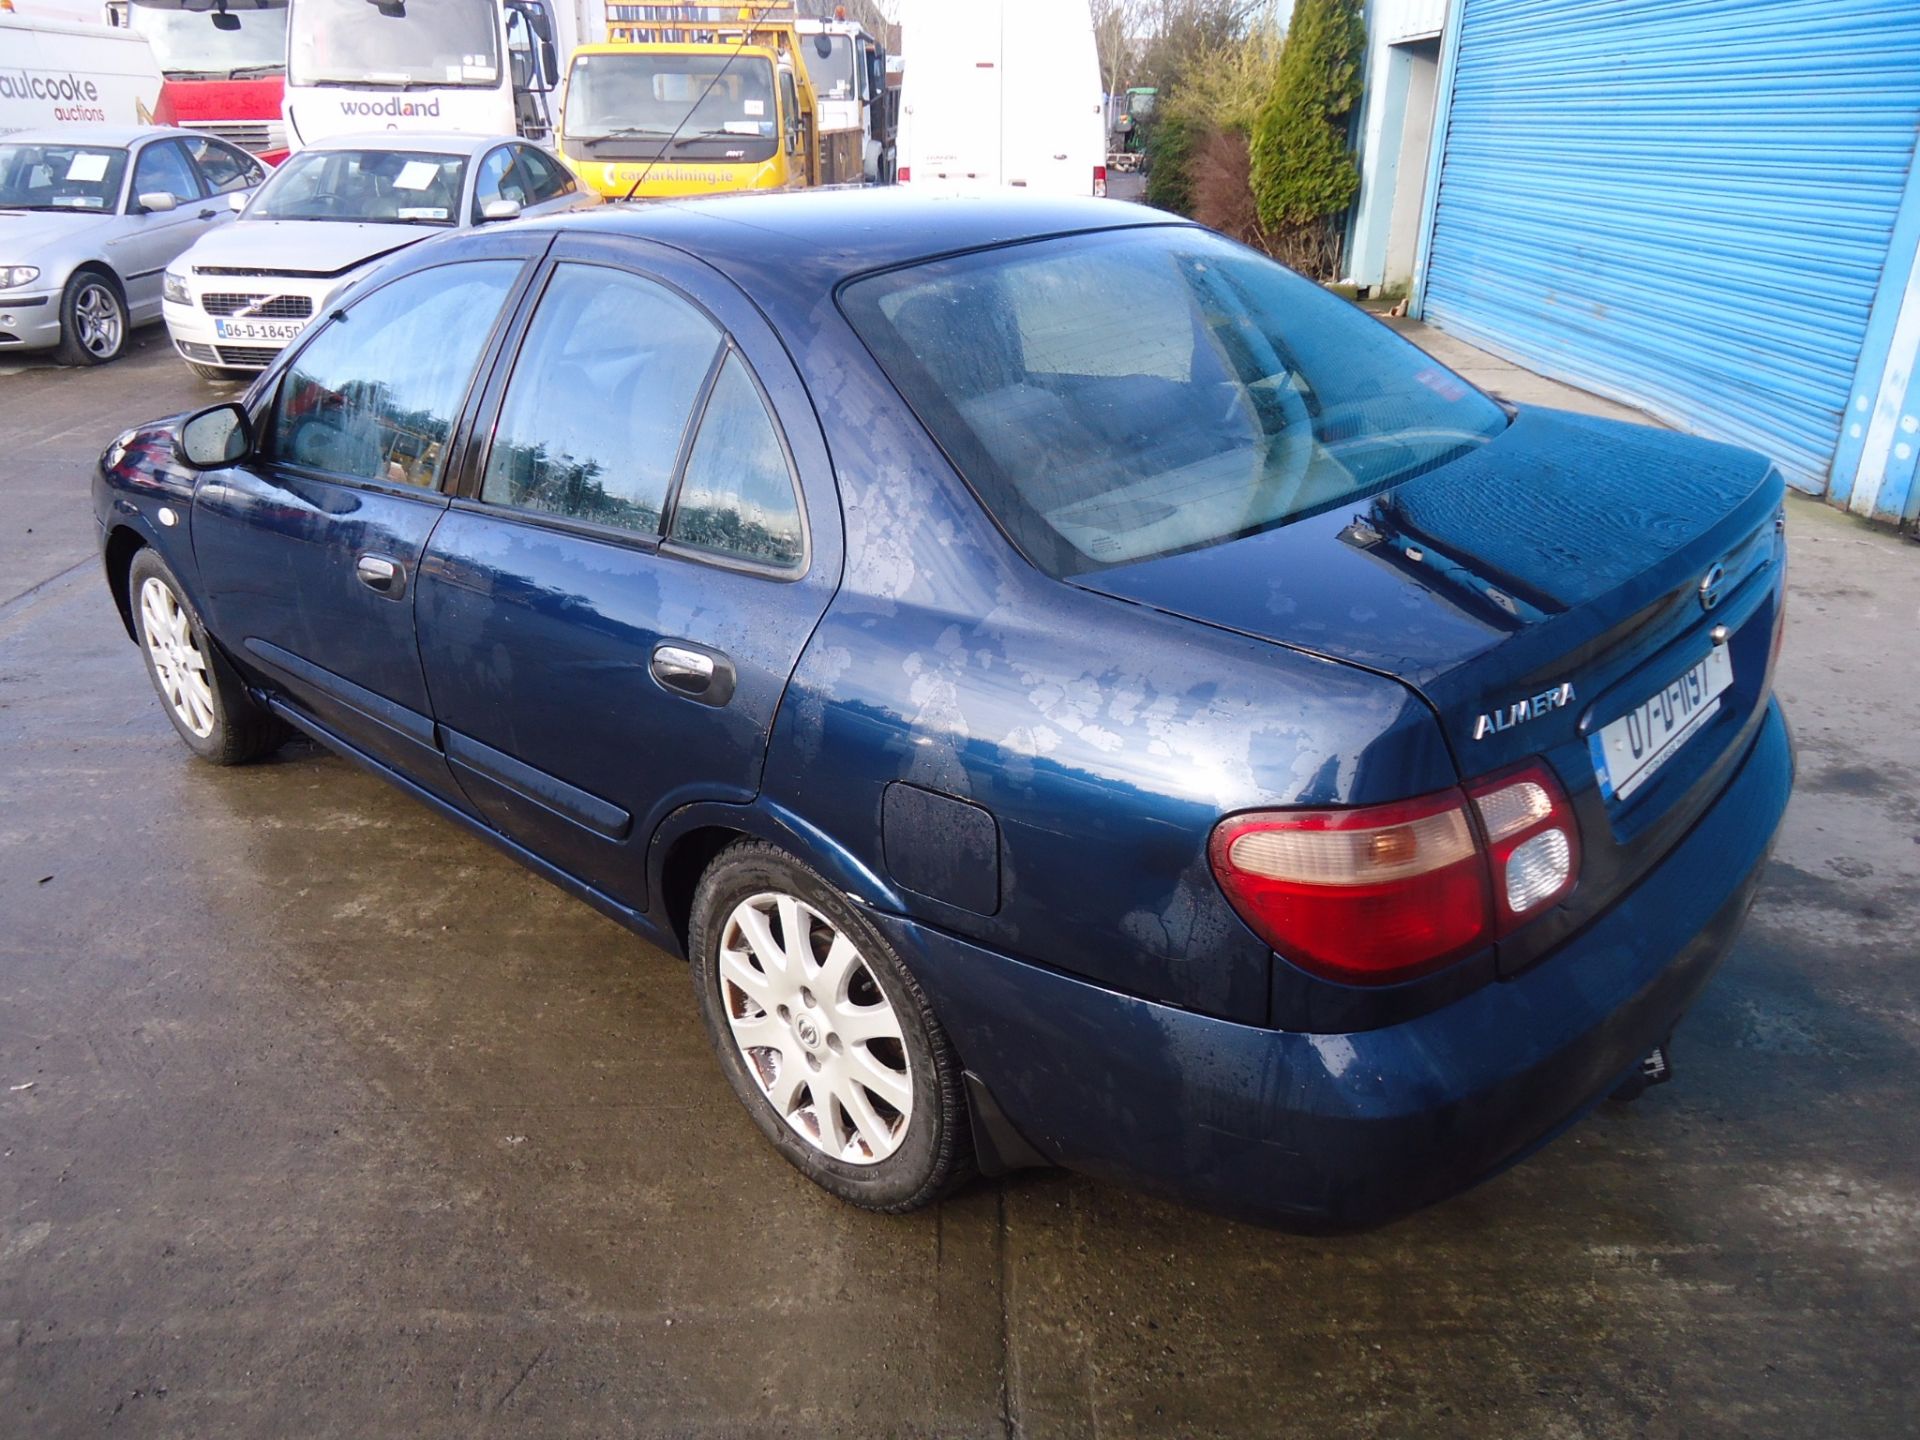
[1592, 646, 1735, 801]
[213, 317, 305, 342]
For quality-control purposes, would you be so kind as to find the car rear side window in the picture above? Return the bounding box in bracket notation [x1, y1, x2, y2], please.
[183, 136, 262, 195]
[514, 145, 574, 201]
[840, 228, 1508, 577]
[480, 263, 723, 534]
[667, 351, 804, 570]
[267, 260, 519, 489]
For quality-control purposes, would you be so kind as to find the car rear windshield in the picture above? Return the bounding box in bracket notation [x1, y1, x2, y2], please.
[840, 227, 1509, 577]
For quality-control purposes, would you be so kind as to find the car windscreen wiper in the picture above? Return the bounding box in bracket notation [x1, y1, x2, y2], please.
[227, 64, 286, 79]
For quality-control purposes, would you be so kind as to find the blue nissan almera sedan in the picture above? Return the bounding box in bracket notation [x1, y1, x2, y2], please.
[92, 193, 1793, 1229]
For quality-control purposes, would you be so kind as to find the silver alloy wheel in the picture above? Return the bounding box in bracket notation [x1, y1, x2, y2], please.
[74, 281, 124, 358]
[138, 576, 216, 738]
[716, 891, 913, 1164]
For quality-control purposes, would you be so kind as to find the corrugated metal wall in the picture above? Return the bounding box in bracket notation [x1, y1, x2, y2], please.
[1417, 0, 1920, 496]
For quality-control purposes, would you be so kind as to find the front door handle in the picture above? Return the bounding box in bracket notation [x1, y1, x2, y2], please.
[356, 552, 406, 598]
[651, 642, 735, 707]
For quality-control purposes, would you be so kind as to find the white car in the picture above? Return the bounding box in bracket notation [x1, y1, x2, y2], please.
[163, 131, 596, 381]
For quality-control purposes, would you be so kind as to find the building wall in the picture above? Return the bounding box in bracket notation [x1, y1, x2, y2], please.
[1345, 0, 1449, 291]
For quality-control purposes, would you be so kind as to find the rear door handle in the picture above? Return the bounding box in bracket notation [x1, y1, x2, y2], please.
[651, 642, 735, 707]
[356, 552, 406, 598]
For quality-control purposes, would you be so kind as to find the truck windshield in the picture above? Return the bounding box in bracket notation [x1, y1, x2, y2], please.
[128, 0, 287, 79]
[804, 33, 856, 99]
[0, 143, 129, 212]
[248, 148, 467, 225]
[565, 51, 777, 146]
[288, 0, 500, 88]
[841, 227, 1509, 577]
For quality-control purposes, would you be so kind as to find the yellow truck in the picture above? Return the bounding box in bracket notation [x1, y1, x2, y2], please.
[558, 2, 852, 199]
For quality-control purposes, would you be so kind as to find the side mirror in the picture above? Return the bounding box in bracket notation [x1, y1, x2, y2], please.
[813, 33, 832, 59]
[540, 37, 558, 86]
[176, 402, 252, 469]
[212, 10, 240, 29]
[227, 190, 248, 212]
[480, 197, 522, 222]
[139, 191, 179, 214]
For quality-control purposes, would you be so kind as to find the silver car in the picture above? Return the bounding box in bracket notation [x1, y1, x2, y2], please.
[0, 126, 265, 366]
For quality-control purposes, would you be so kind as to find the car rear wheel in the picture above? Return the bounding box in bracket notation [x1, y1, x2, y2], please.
[688, 841, 973, 1211]
[129, 548, 284, 765]
[54, 270, 127, 366]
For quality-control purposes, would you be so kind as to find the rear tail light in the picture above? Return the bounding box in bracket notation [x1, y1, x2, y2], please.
[1093, 164, 1108, 197]
[1467, 762, 1580, 935]
[1210, 761, 1580, 985]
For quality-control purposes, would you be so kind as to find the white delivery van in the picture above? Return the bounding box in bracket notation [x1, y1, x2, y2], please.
[0, 7, 172, 139]
[896, 0, 1105, 199]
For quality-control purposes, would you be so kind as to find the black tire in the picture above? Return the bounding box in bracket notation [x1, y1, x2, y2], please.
[185, 360, 252, 384]
[689, 840, 975, 1212]
[127, 547, 284, 765]
[52, 268, 128, 366]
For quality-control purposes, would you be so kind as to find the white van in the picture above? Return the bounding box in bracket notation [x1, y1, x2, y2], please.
[896, 0, 1105, 199]
[0, 8, 172, 140]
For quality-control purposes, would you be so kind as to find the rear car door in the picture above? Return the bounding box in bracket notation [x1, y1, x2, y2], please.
[414, 235, 842, 911]
[190, 239, 543, 802]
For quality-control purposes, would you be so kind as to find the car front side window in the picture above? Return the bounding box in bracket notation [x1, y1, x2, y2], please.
[480, 263, 723, 534]
[266, 260, 520, 489]
[471, 146, 527, 220]
[130, 140, 202, 208]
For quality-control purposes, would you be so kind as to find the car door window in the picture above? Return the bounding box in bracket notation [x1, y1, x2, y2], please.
[480, 263, 723, 533]
[513, 144, 574, 201]
[267, 260, 520, 489]
[472, 145, 529, 220]
[130, 140, 202, 207]
[183, 136, 265, 195]
[668, 351, 804, 569]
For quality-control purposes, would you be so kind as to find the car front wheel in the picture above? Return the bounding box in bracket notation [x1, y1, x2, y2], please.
[688, 841, 974, 1211]
[54, 270, 128, 366]
[129, 548, 283, 764]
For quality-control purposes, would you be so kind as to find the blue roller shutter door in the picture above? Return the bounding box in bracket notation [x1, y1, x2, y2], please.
[1420, 0, 1920, 494]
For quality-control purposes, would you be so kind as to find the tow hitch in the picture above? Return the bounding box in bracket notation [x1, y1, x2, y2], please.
[1610, 1042, 1673, 1103]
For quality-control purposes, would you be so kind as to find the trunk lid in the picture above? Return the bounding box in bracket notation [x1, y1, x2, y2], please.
[1077, 408, 1787, 970]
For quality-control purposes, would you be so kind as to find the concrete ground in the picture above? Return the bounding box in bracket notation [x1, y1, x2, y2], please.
[2, 320, 1917, 1440]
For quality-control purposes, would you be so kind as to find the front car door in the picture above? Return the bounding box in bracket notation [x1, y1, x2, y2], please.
[413, 235, 843, 912]
[108, 138, 209, 322]
[190, 237, 544, 800]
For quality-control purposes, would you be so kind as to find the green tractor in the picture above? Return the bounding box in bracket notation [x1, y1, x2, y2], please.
[1106, 85, 1157, 172]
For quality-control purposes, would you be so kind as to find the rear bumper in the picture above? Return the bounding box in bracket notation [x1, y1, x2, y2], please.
[880, 698, 1793, 1230]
